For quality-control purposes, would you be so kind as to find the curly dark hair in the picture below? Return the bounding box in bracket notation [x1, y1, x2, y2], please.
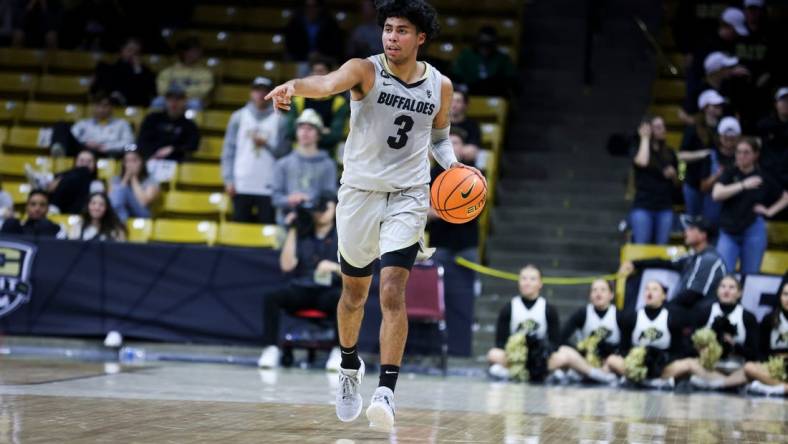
[375, 0, 440, 41]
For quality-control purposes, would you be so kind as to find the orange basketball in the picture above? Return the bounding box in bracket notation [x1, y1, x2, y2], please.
[430, 167, 487, 224]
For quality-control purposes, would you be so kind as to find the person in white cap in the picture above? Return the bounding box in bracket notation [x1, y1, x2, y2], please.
[700, 116, 741, 224]
[680, 89, 726, 217]
[756, 87, 788, 189]
[221, 77, 290, 224]
[721, 7, 749, 37]
[712, 137, 788, 273]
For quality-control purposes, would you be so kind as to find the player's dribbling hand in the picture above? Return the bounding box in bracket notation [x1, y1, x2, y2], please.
[450, 162, 487, 189]
[265, 81, 295, 111]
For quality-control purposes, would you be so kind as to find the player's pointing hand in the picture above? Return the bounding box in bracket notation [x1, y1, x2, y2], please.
[265, 81, 295, 112]
[450, 162, 487, 189]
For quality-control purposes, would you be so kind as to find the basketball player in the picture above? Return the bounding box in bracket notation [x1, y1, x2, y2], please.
[266, 0, 485, 432]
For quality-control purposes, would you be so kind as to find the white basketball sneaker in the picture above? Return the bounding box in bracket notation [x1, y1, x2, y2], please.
[366, 386, 396, 432]
[336, 358, 365, 422]
[257, 345, 280, 368]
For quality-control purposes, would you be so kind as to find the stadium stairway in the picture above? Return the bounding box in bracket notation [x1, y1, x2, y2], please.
[472, 0, 662, 358]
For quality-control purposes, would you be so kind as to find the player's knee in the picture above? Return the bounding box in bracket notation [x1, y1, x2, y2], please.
[380, 289, 406, 313]
[487, 348, 506, 364]
[743, 362, 758, 378]
[340, 280, 368, 309]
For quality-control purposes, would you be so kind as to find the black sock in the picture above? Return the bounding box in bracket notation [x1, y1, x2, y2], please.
[339, 344, 360, 370]
[379, 365, 400, 392]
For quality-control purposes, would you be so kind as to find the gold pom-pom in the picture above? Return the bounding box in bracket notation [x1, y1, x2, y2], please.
[577, 331, 604, 368]
[624, 346, 648, 382]
[692, 328, 723, 371]
[766, 356, 787, 382]
[504, 332, 529, 382]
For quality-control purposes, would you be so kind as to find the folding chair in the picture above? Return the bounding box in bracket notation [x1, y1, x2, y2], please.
[405, 262, 448, 375]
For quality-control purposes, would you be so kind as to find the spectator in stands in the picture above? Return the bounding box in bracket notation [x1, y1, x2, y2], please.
[672, 0, 735, 58]
[738, 0, 780, 111]
[427, 128, 479, 263]
[712, 137, 788, 274]
[619, 216, 726, 309]
[284, 0, 343, 65]
[153, 37, 214, 110]
[257, 192, 342, 371]
[680, 89, 724, 217]
[487, 265, 560, 382]
[137, 85, 200, 162]
[629, 117, 679, 245]
[272, 109, 338, 219]
[663, 275, 760, 391]
[0, 190, 64, 238]
[285, 55, 349, 152]
[452, 26, 516, 96]
[449, 88, 482, 150]
[68, 192, 126, 241]
[0, 177, 13, 229]
[222, 77, 289, 224]
[67, 92, 134, 157]
[41, 149, 104, 215]
[546, 279, 621, 384]
[345, 0, 383, 59]
[702, 51, 760, 131]
[605, 280, 690, 389]
[10, 0, 61, 49]
[699, 116, 740, 224]
[109, 149, 160, 222]
[743, 280, 788, 396]
[757, 87, 788, 193]
[91, 37, 157, 107]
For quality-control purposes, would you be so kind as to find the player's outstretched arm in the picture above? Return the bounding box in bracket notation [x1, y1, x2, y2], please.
[265, 58, 373, 111]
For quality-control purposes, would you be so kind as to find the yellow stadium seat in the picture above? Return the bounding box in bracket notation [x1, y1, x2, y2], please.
[333, 11, 359, 31]
[222, 59, 270, 83]
[150, 219, 217, 244]
[0, 48, 45, 71]
[35, 74, 91, 100]
[144, 54, 173, 73]
[126, 218, 152, 243]
[0, 100, 24, 124]
[0, 73, 37, 97]
[0, 127, 7, 148]
[162, 190, 228, 217]
[767, 222, 788, 247]
[652, 79, 685, 103]
[665, 131, 682, 150]
[480, 123, 502, 152]
[467, 96, 508, 125]
[47, 50, 104, 73]
[192, 5, 241, 27]
[173, 30, 232, 54]
[761, 250, 788, 275]
[649, 104, 684, 128]
[48, 213, 81, 233]
[4, 181, 31, 205]
[470, 18, 519, 43]
[216, 222, 282, 248]
[213, 84, 248, 107]
[241, 7, 293, 29]
[176, 163, 223, 189]
[195, 136, 224, 161]
[619, 243, 687, 264]
[425, 41, 459, 61]
[0, 153, 51, 178]
[122, 106, 145, 129]
[200, 110, 232, 132]
[4, 126, 51, 152]
[22, 102, 84, 124]
[96, 158, 118, 181]
[232, 33, 285, 56]
[437, 16, 467, 40]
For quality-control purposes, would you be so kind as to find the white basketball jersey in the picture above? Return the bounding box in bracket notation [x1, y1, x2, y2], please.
[632, 307, 671, 350]
[510, 296, 548, 339]
[771, 311, 788, 353]
[705, 302, 747, 345]
[581, 304, 621, 345]
[341, 54, 443, 192]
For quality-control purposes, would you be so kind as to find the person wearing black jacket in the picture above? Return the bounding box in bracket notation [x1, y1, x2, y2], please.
[136, 85, 200, 162]
[743, 279, 788, 396]
[619, 216, 726, 309]
[546, 279, 622, 384]
[1, 190, 64, 238]
[660, 275, 760, 390]
[487, 265, 560, 382]
[606, 280, 690, 388]
[283, 0, 343, 63]
[91, 38, 157, 108]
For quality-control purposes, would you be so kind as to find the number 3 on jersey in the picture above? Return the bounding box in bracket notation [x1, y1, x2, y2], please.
[387, 115, 414, 149]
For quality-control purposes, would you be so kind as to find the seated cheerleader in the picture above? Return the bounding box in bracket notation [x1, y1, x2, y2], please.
[605, 280, 689, 388]
[743, 280, 788, 396]
[546, 279, 621, 384]
[663, 275, 759, 390]
[487, 265, 560, 382]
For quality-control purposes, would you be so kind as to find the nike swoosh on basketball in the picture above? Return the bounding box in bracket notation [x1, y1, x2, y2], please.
[460, 179, 477, 199]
